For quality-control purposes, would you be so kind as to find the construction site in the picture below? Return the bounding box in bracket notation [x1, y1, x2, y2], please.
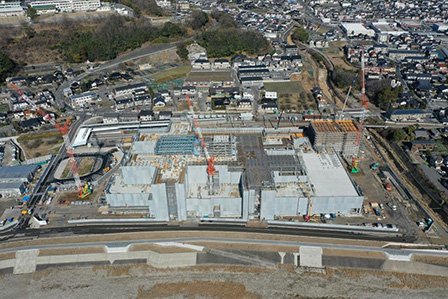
[100, 116, 365, 222]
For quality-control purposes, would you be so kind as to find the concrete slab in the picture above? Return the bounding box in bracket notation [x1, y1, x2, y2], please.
[382, 261, 448, 277]
[147, 251, 197, 268]
[14, 249, 39, 274]
[299, 246, 323, 268]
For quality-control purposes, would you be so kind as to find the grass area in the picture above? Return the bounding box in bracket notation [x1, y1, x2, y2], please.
[264, 81, 316, 111]
[435, 139, 448, 155]
[152, 65, 191, 83]
[17, 130, 63, 159]
[186, 70, 232, 82]
[321, 41, 356, 71]
[61, 157, 96, 178]
[0, 103, 9, 113]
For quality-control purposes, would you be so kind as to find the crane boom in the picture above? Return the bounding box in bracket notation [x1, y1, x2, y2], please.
[185, 95, 215, 176]
[8, 83, 83, 192]
[351, 48, 369, 173]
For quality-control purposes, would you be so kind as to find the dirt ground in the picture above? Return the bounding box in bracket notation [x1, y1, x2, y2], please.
[17, 130, 63, 159]
[264, 81, 316, 111]
[61, 157, 96, 178]
[1, 264, 446, 299]
[321, 42, 356, 71]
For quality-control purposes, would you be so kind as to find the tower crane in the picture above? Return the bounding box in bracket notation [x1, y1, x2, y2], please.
[351, 48, 369, 173]
[8, 83, 87, 197]
[185, 95, 216, 180]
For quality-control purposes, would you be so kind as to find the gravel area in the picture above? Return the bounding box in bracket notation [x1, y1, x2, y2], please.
[1, 264, 446, 299]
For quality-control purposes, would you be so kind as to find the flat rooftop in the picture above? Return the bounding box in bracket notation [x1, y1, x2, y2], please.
[311, 120, 358, 133]
[301, 153, 359, 197]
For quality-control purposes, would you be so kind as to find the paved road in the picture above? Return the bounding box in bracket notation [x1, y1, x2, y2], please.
[54, 43, 176, 108]
[0, 230, 445, 257]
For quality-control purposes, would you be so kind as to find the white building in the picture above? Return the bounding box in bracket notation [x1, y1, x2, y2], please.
[341, 23, 375, 37]
[69, 91, 98, 108]
[29, 0, 100, 13]
[0, 1, 24, 16]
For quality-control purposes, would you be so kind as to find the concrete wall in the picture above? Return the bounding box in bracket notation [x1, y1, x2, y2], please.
[175, 183, 187, 221]
[260, 190, 364, 220]
[186, 197, 242, 218]
[151, 183, 169, 220]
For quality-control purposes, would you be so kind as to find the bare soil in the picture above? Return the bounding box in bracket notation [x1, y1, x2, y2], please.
[138, 281, 261, 299]
[1, 264, 446, 298]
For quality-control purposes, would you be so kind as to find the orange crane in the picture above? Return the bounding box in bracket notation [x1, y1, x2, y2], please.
[8, 83, 84, 196]
[351, 48, 369, 173]
[185, 95, 216, 178]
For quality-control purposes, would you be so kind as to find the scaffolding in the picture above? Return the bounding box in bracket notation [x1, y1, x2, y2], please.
[154, 135, 199, 156]
[309, 120, 359, 157]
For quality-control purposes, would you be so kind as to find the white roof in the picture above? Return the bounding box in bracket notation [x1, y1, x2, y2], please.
[132, 141, 156, 154]
[301, 153, 358, 197]
[72, 127, 92, 147]
[341, 23, 375, 36]
[121, 166, 156, 185]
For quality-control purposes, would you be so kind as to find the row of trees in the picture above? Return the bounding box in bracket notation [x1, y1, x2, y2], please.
[198, 28, 270, 57]
[0, 51, 16, 83]
[60, 15, 183, 62]
[120, 0, 165, 16]
[291, 26, 309, 43]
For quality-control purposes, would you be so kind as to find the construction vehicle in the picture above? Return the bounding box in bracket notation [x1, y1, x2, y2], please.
[185, 95, 216, 193]
[370, 162, 380, 170]
[8, 83, 87, 199]
[79, 181, 93, 199]
[384, 179, 392, 192]
[350, 48, 369, 174]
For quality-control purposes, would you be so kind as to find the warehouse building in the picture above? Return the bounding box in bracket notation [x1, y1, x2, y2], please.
[0, 165, 39, 183]
[308, 120, 359, 157]
[0, 182, 26, 197]
[341, 23, 375, 37]
[0, 165, 39, 198]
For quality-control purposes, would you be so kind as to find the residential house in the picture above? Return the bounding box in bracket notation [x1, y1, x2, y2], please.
[139, 110, 154, 121]
[410, 140, 436, 152]
[69, 92, 98, 108]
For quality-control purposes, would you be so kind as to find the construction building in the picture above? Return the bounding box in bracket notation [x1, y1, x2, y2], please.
[104, 128, 364, 221]
[155, 135, 200, 156]
[308, 120, 359, 157]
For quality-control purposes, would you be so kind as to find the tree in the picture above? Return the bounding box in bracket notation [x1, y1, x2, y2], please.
[332, 67, 359, 89]
[0, 51, 17, 83]
[26, 6, 38, 20]
[292, 26, 309, 43]
[176, 43, 189, 61]
[198, 28, 270, 57]
[211, 10, 236, 28]
[392, 129, 407, 142]
[189, 10, 209, 30]
[376, 85, 402, 110]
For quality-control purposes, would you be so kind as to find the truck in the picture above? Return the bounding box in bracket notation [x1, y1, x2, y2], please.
[370, 162, 380, 170]
[384, 179, 392, 192]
